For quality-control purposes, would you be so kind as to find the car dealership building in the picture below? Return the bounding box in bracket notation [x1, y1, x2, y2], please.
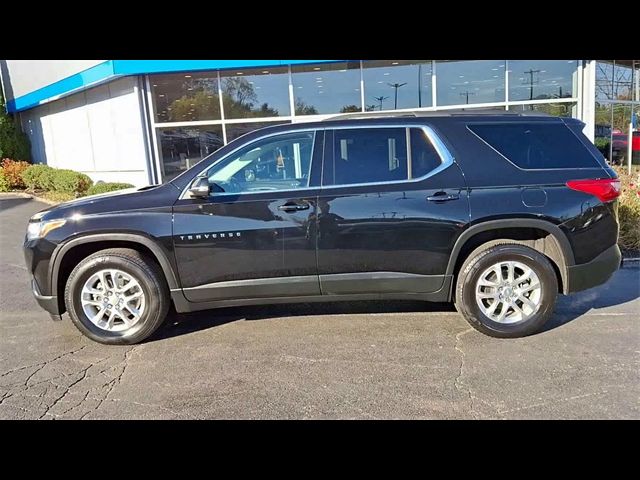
[1, 60, 638, 187]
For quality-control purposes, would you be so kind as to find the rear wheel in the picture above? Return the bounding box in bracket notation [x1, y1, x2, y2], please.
[64, 248, 169, 345]
[455, 244, 558, 338]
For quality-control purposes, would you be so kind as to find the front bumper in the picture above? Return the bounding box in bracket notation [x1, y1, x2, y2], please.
[566, 244, 622, 293]
[31, 278, 62, 318]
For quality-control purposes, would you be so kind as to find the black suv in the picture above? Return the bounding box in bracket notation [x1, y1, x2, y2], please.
[23, 111, 622, 344]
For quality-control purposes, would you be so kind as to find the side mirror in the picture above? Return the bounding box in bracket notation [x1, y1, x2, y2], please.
[188, 177, 210, 198]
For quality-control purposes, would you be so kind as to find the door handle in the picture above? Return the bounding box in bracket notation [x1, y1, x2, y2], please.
[427, 192, 460, 202]
[278, 202, 310, 212]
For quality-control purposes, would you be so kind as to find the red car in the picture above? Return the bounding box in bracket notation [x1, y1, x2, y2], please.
[611, 131, 640, 164]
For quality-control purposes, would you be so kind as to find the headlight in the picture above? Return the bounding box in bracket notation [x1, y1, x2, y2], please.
[26, 219, 66, 240]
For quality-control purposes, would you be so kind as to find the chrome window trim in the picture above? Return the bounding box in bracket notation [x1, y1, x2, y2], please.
[179, 123, 455, 199]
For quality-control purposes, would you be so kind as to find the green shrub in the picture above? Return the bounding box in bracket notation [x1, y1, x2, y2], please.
[21, 164, 55, 190]
[86, 182, 135, 196]
[0, 169, 9, 192]
[0, 159, 31, 189]
[594, 137, 610, 150]
[50, 169, 93, 194]
[39, 167, 57, 191]
[615, 166, 640, 252]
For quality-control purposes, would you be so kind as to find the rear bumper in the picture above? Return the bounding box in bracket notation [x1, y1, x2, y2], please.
[566, 244, 621, 293]
[31, 278, 62, 317]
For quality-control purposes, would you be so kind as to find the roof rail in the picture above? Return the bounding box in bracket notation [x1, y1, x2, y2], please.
[325, 111, 419, 121]
[325, 109, 553, 120]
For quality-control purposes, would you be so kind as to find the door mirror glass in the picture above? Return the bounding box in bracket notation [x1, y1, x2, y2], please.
[188, 177, 210, 198]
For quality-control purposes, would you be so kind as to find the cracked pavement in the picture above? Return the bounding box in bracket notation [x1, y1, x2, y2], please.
[1, 194, 639, 419]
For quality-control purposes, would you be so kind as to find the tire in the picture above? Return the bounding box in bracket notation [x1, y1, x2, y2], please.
[455, 243, 558, 338]
[64, 248, 170, 345]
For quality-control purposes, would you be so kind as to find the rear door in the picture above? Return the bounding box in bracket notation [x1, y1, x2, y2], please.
[317, 125, 469, 295]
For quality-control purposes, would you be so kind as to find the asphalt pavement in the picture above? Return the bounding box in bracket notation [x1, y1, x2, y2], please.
[1, 194, 638, 419]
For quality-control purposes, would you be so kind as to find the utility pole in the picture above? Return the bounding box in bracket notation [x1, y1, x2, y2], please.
[524, 69, 540, 100]
[388, 82, 407, 109]
[373, 95, 389, 111]
[460, 90, 475, 104]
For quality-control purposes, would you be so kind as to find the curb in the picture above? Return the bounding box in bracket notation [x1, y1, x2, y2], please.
[0, 191, 60, 206]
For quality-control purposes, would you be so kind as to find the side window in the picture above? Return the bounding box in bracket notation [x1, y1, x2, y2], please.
[410, 128, 442, 178]
[468, 122, 601, 169]
[204, 131, 315, 194]
[329, 128, 408, 186]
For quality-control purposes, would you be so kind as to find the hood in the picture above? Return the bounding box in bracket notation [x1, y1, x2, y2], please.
[36, 183, 180, 222]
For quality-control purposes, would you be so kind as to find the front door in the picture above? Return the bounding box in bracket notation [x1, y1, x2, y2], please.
[317, 126, 468, 295]
[173, 130, 323, 302]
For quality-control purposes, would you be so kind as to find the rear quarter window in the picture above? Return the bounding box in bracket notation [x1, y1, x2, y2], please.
[468, 122, 601, 169]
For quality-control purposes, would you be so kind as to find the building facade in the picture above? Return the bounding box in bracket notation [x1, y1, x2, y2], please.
[1, 60, 638, 187]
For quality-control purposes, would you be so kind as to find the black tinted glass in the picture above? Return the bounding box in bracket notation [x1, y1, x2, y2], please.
[469, 123, 601, 169]
[411, 129, 442, 177]
[330, 128, 408, 186]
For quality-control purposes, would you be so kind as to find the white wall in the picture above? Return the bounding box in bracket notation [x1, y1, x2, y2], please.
[1, 60, 106, 101]
[20, 77, 151, 187]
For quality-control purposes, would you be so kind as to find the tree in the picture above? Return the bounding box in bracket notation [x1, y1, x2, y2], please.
[170, 78, 279, 121]
[340, 105, 361, 113]
[0, 92, 30, 161]
[169, 90, 220, 121]
[294, 98, 318, 116]
[596, 62, 634, 101]
[223, 77, 258, 106]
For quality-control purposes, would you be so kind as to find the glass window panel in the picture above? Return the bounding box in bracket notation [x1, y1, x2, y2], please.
[634, 61, 639, 102]
[410, 129, 441, 178]
[596, 60, 635, 102]
[328, 128, 408, 186]
[219, 66, 291, 119]
[510, 102, 576, 117]
[225, 121, 290, 143]
[436, 60, 505, 106]
[204, 132, 315, 194]
[469, 123, 601, 170]
[633, 104, 639, 167]
[362, 60, 432, 111]
[157, 126, 224, 181]
[509, 60, 578, 101]
[152, 72, 221, 123]
[609, 104, 633, 166]
[291, 62, 361, 115]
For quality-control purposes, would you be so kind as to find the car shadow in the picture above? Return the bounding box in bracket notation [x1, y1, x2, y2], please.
[542, 263, 640, 332]
[148, 264, 639, 342]
[149, 300, 456, 342]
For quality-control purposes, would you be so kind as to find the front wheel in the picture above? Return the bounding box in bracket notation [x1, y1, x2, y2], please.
[455, 244, 558, 338]
[64, 248, 170, 345]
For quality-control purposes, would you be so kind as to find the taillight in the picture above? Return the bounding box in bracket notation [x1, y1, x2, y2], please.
[566, 178, 621, 202]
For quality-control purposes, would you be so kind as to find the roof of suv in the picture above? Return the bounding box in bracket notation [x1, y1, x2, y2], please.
[324, 109, 555, 121]
[247, 109, 571, 138]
